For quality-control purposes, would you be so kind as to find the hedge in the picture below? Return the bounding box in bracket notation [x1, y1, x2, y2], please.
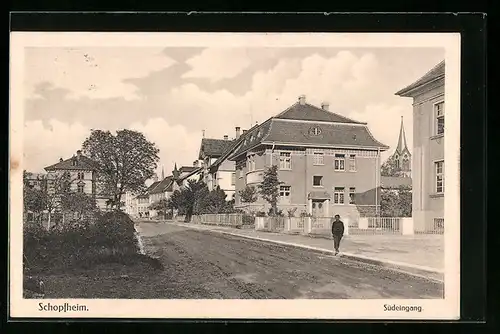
[23, 211, 142, 274]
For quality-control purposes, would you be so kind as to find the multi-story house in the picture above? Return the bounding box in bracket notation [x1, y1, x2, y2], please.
[122, 191, 138, 216]
[44, 150, 111, 211]
[228, 95, 389, 221]
[395, 60, 445, 233]
[136, 194, 150, 218]
[198, 136, 235, 195]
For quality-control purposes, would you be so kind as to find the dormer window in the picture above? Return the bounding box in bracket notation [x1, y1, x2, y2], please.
[309, 126, 322, 136]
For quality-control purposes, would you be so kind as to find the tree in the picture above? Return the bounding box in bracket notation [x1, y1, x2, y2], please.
[381, 154, 405, 177]
[380, 185, 412, 217]
[258, 165, 282, 216]
[196, 186, 232, 214]
[149, 198, 170, 219]
[82, 129, 160, 210]
[168, 179, 207, 222]
[239, 185, 258, 203]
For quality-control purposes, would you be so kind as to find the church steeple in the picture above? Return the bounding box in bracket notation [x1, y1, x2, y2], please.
[396, 116, 409, 154]
[172, 163, 180, 180]
[393, 116, 411, 177]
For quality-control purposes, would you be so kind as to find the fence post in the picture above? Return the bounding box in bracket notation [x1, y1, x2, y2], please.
[305, 217, 312, 234]
[284, 217, 291, 233]
[401, 217, 414, 235]
[358, 217, 367, 229]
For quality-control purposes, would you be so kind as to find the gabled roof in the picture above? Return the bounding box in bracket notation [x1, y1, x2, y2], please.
[381, 176, 412, 189]
[395, 60, 445, 97]
[45, 155, 98, 171]
[275, 102, 365, 124]
[149, 176, 174, 194]
[145, 181, 161, 193]
[198, 138, 235, 159]
[228, 118, 388, 160]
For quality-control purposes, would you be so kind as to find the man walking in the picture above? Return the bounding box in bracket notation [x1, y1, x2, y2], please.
[331, 214, 345, 255]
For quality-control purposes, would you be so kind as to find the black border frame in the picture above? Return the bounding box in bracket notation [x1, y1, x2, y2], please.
[5, 11, 488, 330]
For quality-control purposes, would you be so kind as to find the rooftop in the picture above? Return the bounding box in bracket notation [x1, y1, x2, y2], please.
[198, 138, 235, 159]
[395, 60, 445, 97]
[45, 151, 98, 171]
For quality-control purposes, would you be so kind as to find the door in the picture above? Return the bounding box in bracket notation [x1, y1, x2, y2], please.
[312, 200, 325, 217]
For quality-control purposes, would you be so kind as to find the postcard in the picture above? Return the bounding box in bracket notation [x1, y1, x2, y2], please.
[10, 32, 461, 319]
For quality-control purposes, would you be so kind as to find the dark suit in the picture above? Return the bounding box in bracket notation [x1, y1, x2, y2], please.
[331, 219, 345, 252]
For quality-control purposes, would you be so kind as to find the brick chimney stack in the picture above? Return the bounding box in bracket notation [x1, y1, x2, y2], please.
[321, 102, 330, 111]
[223, 135, 229, 140]
[235, 126, 241, 139]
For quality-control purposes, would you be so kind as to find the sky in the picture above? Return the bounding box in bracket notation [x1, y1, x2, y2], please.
[23, 46, 445, 174]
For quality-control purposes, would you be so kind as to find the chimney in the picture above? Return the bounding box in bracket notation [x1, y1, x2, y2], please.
[223, 135, 229, 140]
[77, 150, 82, 157]
[59, 157, 63, 162]
[193, 160, 199, 167]
[235, 126, 241, 139]
[298, 94, 306, 105]
[242, 129, 247, 134]
[321, 102, 330, 111]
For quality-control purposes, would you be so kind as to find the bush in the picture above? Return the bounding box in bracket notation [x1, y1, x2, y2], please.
[242, 214, 255, 225]
[23, 211, 141, 274]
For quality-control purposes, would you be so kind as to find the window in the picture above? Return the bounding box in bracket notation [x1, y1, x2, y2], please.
[334, 154, 345, 171]
[435, 101, 445, 136]
[231, 172, 236, 186]
[77, 172, 85, 180]
[334, 187, 345, 204]
[248, 155, 256, 172]
[313, 175, 323, 187]
[349, 187, 356, 204]
[77, 184, 84, 193]
[313, 151, 324, 165]
[348, 154, 356, 171]
[435, 160, 444, 193]
[279, 186, 291, 202]
[279, 152, 292, 170]
[309, 126, 322, 136]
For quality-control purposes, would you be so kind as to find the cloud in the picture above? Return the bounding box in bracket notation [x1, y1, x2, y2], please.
[182, 48, 252, 82]
[23, 119, 90, 173]
[25, 47, 176, 100]
[23, 117, 203, 179]
[24, 48, 444, 172]
[128, 118, 202, 175]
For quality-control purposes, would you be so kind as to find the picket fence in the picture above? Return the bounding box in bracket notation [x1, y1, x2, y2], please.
[173, 214, 439, 236]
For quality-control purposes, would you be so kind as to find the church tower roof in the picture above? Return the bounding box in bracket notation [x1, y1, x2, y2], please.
[396, 116, 409, 155]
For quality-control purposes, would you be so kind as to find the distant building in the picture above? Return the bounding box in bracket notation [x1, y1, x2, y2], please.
[198, 135, 236, 198]
[44, 150, 111, 211]
[392, 116, 412, 178]
[396, 60, 445, 233]
[226, 95, 389, 220]
[146, 164, 203, 218]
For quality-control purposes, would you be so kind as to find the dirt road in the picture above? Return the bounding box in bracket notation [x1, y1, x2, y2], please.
[132, 222, 443, 299]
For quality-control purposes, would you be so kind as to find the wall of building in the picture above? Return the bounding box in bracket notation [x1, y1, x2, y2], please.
[234, 146, 381, 219]
[411, 80, 445, 231]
